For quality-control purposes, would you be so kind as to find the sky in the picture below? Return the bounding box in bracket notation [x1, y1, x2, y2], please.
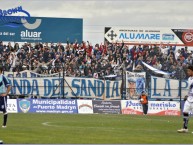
[0, 0, 193, 45]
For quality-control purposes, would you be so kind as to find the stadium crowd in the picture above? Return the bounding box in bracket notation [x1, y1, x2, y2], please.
[0, 40, 191, 79]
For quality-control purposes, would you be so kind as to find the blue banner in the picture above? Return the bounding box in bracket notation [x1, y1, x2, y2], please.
[17, 99, 78, 114]
[0, 16, 83, 43]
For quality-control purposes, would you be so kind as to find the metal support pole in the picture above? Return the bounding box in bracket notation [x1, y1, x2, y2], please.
[63, 63, 65, 99]
[179, 67, 182, 111]
[121, 68, 124, 100]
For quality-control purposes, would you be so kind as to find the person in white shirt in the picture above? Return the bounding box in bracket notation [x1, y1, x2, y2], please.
[178, 65, 193, 133]
[175, 49, 181, 60]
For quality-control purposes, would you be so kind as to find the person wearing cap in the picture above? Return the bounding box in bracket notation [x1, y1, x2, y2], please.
[0, 65, 11, 128]
[178, 65, 193, 133]
[139, 91, 148, 115]
[127, 78, 137, 99]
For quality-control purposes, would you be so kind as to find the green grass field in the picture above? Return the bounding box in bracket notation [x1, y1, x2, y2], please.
[0, 113, 193, 144]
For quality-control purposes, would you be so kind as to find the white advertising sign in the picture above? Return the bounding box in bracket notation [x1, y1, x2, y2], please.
[7, 99, 18, 113]
[121, 100, 180, 116]
[105, 27, 193, 46]
[77, 100, 93, 114]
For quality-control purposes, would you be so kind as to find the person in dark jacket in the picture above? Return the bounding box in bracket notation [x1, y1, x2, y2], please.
[0, 65, 12, 128]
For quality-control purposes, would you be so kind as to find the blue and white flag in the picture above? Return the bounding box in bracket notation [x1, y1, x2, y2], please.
[142, 61, 171, 75]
